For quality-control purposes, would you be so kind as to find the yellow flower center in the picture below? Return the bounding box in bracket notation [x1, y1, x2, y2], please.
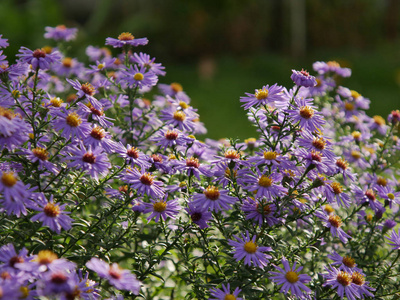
[50, 97, 63, 107]
[342, 255, 355, 268]
[224, 295, 236, 300]
[179, 101, 189, 109]
[66, 112, 82, 127]
[118, 32, 134, 41]
[344, 102, 354, 111]
[327, 61, 340, 68]
[1, 172, 17, 187]
[388, 193, 395, 200]
[255, 88, 269, 100]
[351, 150, 362, 159]
[140, 173, 154, 186]
[173, 111, 186, 122]
[377, 176, 387, 186]
[330, 182, 343, 194]
[170, 82, 183, 93]
[328, 215, 342, 228]
[373, 115, 386, 126]
[299, 106, 314, 119]
[324, 205, 334, 214]
[350, 90, 361, 99]
[153, 201, 167, 213]
[62, 57, 73, 68]
[32, 147, 49, 161]
[19, 286, 29, 298]
[204, 186, 220, 200]
[133, 73, 144, 81]
[224, 150, 240, 160]
[43, 203, 61, 217]
[12, 90, 20, 98]
[312, 137, 326, 150]
[258, 175, 273, 187]
[285, 271, 299, 283]
[263, 151, 278, 160]
[351, 131, 361, 140]
[243, 241, 257, 254]
[81, 82, 95, 96]
[36, 250, 58, 265]
[97, 63, 105, 69]
[351, 272, 365, 286]
[315, 78, 322, 87]
[337, 271, 352, 286]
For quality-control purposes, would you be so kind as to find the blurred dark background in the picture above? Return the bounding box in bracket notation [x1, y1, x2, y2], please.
[1, 0, 399, 139]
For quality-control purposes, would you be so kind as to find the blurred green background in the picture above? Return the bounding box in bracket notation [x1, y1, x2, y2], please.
[1, 0, 399, 139]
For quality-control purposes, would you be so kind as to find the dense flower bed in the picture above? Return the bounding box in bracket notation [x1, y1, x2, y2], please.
[0, 26, 399, 299]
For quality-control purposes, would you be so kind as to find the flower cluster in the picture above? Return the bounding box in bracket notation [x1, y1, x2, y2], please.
[0, 25, 399, 299]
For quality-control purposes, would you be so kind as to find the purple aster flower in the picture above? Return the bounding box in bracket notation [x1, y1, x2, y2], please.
[66, 144, 111, 181]
[191, 185, 236, 212]
[21, 145, 58, 174]
[351, 271, 375, 299]
[352, 185, 383, 212]
[17, 47, 61, 70]
[243, 171, 287, 199]
[0, 171, 32, 217]
[0, 35, 9, 48]
[334, 157, 356, 182]
[228, 230, 272, 269]
[84, 125, 120, 154]
[131, 52, 166, 76]
[105, 32, 148, 48]
[327, 251, 363, 274]
[64, 270, 100, 300]
[41, 270, 75, 295]
[209, 283, 243, 300]
[17, 249, 75, 274]
[174, 156, 212, 180]
[291, 69, 317, 87]
[66, 79, 102, 110]
[30, 194, 73, 234]
[322, 265, 360, 300]
[185, 202, 213, 229]
[325, 181, 352, 208]
[86, 58, 116, 74]
[386, 228, 400, 250]
[241, 198, 279, 227]
[297, 131, 335, 159]
[143, 196, 181, 223]
[86, 257, 141, 294]
[316, 211, 351, 244]
[287, 98, 325, 133]
[120, 65, 158, 89]
[151, 127, 187, 150]
[313, 61, 351, 77]
[240, 83, 287, 110]
[376, 185, 400, 207]
[159, 107, 196, 132]
[269, 257, 311, 298]
[121, 168, 164, 198]
[51, 108, 91, 140]
[77, 102, 114, 128]
[0, 243, 29, 274]
[296, 148, 332, 174]
[382, 219, 397, 231]
[44, 25, 78, 41]
[388, 109, 400, 125]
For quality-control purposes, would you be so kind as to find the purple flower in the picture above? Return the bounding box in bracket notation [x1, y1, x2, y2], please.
[30, 195, 73, 234]
[322, 265, 360, 300]
[44, 25, 78, 41]
[243, 172, 287, 199]
[17, 47, 61, 70]
[209, 283, 243, 300]
[131, 52, 166, 76]
[121, 168, 164, 198]
[0, 35, 9, 48]
[66, 79, 102, 110]
[316, 211, 351, 244]
[86, 257, 141, 294]
[174, 156, 212, 180]
[386, 228, 400, 250]
[240, 84, 288, 110]
[66, 144, 111, 181]
[159, 107, 196, 132]
[17, 249, 75, 274]
[313, 61, 351, 77]
[120, 65, 158, 89]
[291, 69, 317, 87]
[191, 185, 236, 212]
[151, 127, 187, 150]
[51, 108, 91, 140]
[185, 202, 213, 229]
[84, 126, 121, 154]
[228, 230, 272, 269]
[0, 171, 32, 217]
[326, 182, 352, 208]
[21, 145, 58, 174]
[41, 270, 76, 295]
[269, 257, 311, 298]
[105, 32, 148, 48]
[241, 198, 279, 227]
[327, 251, 363, 274]
[0, 243, 29, 274]
[287, 98, 325, 133]
[143, 196, 181, 223]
